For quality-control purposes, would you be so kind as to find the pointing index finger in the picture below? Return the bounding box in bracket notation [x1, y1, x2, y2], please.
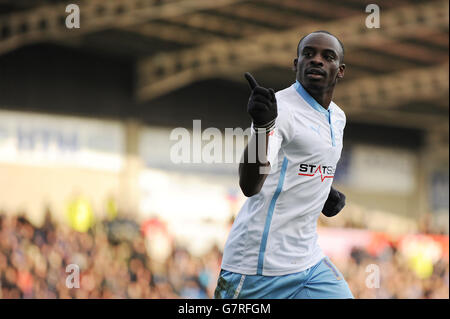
[244, 72, 259, 90]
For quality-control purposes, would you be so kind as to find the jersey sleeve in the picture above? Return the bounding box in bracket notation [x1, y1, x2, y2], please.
[266, 98, 295, 168]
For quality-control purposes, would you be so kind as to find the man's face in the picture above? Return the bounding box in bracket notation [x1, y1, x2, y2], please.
[294, 33, 345, 91]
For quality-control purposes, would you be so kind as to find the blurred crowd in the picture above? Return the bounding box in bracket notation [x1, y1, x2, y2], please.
[0, 213, 221, 299]
[340, 247, 448, 299]
[0, 212, 448, 299]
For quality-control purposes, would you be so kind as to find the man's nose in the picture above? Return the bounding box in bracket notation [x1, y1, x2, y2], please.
[310, 55, 324, 66]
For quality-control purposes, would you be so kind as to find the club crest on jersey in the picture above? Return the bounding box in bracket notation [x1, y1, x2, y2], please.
[298, 164, 335, 182]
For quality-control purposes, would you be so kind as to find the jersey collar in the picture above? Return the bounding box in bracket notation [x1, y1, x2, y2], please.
[293, 80, 331, 115]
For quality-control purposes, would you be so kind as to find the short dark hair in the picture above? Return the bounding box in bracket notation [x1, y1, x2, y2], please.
[297, 30, 345, 62]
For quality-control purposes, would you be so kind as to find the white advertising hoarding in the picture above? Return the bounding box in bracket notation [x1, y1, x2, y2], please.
[0, 110, 125, 171]
[347, 144, 417, 194]
[139, 123, 249, 175]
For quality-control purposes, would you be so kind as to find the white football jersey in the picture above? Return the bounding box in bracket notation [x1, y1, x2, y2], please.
[221, 81, 346, 276]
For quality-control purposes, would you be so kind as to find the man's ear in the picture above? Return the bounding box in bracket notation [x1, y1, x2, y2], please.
[292, 58, 298, 72]
[337, 64, 345, 79]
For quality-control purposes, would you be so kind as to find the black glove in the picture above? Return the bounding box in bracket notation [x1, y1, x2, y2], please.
[322, 186, 346, 217]
[244, 72, 277, 133]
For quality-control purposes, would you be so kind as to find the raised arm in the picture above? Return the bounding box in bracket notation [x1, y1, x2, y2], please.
[239, 73, 277, 197]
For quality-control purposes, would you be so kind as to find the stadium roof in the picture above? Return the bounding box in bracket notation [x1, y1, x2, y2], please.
[0, 0, 448, 151]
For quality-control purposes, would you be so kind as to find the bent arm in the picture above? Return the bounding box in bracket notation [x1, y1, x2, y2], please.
[238, 132, 270, 197]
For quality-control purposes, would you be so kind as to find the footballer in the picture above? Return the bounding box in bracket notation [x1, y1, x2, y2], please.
[215, 31, 353, 299]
